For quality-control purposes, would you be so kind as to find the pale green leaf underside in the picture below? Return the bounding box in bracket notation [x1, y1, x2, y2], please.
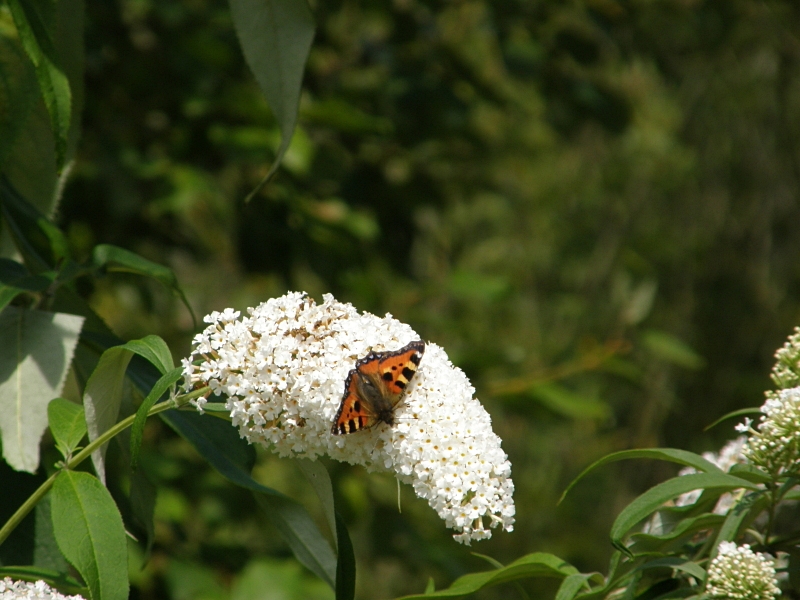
[0, 307, 83, 472]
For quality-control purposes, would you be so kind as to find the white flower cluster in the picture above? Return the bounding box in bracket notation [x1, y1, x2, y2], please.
[675, 436, 747, 513]
[737, 387, 800, 476]
[770, 327, 800, 390]
[0, 579, 85, 600]
[706, 542, 780, 600]
[182, 292, 515, 543]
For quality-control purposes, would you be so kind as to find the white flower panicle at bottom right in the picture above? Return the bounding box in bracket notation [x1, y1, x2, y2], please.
[183, 292, 515, 544]
[706, 542, 780, 600]
[738, 386, 800, 477]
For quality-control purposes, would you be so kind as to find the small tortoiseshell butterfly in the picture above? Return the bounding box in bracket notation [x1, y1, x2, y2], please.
[331, 340, 425, 435]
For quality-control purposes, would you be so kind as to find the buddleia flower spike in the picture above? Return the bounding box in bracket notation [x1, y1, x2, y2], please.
[182, 292, 515, 544]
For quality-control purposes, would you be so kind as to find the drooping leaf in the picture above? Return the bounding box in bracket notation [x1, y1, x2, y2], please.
[0, 306, 83, 472]
[120, 335, 174, 375]
[0, 176, 57, 273]
[610, 472, 760, 549]
[47, 397, 87, 459]
[6, 0, 71, 169]
[162, 409, 338, 588]
[129, 467, 157, 556]
[228, 0, 315, 200]
[90, 244, 195, 324]
[50, 470, 129, 600]
[396, 553, 578, 599]
[334, 512, 355, 600]
[560, 448, 725, 505]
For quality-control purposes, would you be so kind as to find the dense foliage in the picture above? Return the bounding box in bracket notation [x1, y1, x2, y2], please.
[2, 0, 800, 599]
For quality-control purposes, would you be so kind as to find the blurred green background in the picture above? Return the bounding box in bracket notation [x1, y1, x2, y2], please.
[37, 0, 800, 597]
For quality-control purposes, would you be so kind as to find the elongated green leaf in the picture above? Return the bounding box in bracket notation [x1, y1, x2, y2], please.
[0, 258, 52, 292]
[630, 513, 725, 554]
[6, 0, 71, 168]
[610, 473, 759, 548]
[0, 285, 23, 312]
[0, 175, 56, 273]
[47, 397, 87, 459]
[229, 0, 315, 200]
[397, 553, 578, 599]
[634, 557, 706, 581]
[33, 495, 68, 572]
[50, 470, 129, 600]
[704, 408, 762, 431]
[560, 449, 724, 505]
[713, 492, 768, 546]
[555, 573, 593, 600]
[129, 367, 182, 469]
[120, 335, 173, 375]
[0, 307, 83, 472]
[129, 467, 157, 555]
[91, 244, 195, 324]
[296, 458, 337, 547]
[162, 409, 337, 588]
[83, 346, 133, 483]
[334, 512, 355, 600]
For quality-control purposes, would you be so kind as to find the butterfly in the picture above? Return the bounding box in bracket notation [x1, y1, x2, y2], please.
[331, 340, 425, 435]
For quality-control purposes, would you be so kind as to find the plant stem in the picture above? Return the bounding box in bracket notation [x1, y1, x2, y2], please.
[0, 387, 209, 547]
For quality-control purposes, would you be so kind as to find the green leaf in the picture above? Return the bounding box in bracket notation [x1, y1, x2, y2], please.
[641, 330, 705, 370]
[704, 407, 761, 431]
[120, 335, 174, 375]
[91, 244, 195, 325]
[161, 409, 337, 589]
[50, 470, 129, 600]
[610, 472, 759, 549]
[228, 0, 315, 200]
[334, 512, 355, 600]
[6, 0, 71, 169]
[634, 557, 706, 581]
[528, 383, 611, 421]
[295, 458, 337, 548]
[129, 467, 157, 555]
[0, 176, 57, 273]
[0, 258, 53, 292]
[555, 573, 593, 600]
[33, 494, 69, 572]
[629, 513, 725, 553]
[129, 367, 182, 469]
[396, 553, 578, 599]
[47, 397, 87, 459]
[0, 306, 83, 472]
[83, 346, 134, 482]
[713, 492, 769, 546]
[560, 448, 724, 505]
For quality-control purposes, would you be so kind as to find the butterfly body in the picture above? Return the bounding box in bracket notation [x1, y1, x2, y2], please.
[332, 340, 425, 435]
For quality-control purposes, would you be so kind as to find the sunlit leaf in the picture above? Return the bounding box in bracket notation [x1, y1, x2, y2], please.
[396, 553, 578, 599]
[0, 307, 83, 472]
[51, 470, 129, 600]
[560, 448, 725, 505]
[610, 473, 759, 549]
[47, 397, 87, 459]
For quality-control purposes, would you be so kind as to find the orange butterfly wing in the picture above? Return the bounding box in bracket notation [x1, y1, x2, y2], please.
[331, 340, 425, 435]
